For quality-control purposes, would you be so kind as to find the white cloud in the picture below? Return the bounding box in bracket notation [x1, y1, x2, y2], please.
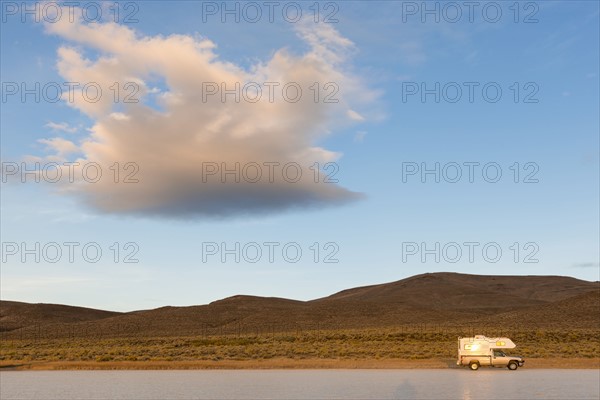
[37, 14, 375, 218]
[398, 41, 426, 66]
[347, 110, 365, 122]
[1, 276, 92, 291]
[37, 137, 79, 158]
[354, 131, 367, 143]
[109, 112, 130, 121]
[45, 121, 78, 134]
[396, 75, 412, 81]
[572, 262, 600, 269]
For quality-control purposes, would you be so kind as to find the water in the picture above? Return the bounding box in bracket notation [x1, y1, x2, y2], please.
[1, 370, 598, 399]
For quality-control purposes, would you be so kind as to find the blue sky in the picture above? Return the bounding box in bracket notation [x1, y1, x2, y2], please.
[1, 1, 598, 311]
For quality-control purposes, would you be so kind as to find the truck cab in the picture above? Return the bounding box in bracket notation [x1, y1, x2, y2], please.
[492, 350, 525, 370]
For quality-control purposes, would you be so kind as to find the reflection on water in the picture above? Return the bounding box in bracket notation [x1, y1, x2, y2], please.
[463, 385, 473, 400]
[1, 369, 599, 399]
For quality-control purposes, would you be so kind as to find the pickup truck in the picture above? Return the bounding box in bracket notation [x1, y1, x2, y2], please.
[457, 335, 525, 370]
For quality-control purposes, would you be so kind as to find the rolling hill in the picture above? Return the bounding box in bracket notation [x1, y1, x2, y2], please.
[0, 301, 121, 332]
[1, 272, 598, 339]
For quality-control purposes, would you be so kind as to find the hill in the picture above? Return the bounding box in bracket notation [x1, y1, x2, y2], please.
[1, 273, 598, 338]
[0, 301, 121, 332]
[488, 289, 600, 329]
[321, 273, 595, 305]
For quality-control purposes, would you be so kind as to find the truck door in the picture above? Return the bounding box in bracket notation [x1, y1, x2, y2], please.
[492, 350, 505, 366]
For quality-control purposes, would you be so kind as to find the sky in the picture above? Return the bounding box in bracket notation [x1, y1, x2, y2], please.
[1, 1, 599, 311]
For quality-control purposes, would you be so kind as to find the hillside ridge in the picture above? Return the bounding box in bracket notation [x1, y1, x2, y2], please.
[2, 272, 598, 335]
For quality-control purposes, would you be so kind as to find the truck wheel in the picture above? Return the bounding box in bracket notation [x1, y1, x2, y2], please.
[469, 362, 479, 371]
[507, 362, 518, 370]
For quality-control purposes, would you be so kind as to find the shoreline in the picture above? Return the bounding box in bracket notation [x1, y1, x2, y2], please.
[1, 358, 598, 371]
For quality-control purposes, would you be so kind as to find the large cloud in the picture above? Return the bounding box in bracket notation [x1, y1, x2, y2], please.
[36, 15, 375, 219]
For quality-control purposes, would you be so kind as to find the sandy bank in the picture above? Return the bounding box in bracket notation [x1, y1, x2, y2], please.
[1, 358, 598, 371]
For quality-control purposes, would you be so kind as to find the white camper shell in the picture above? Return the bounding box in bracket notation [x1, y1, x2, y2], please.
[457, 335, 525, 370]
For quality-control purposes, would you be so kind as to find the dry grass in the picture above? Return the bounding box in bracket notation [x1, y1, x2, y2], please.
[1, 327, 598, 369]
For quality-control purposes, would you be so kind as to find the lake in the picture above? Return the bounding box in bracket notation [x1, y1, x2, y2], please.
[1, 370, 598, 399]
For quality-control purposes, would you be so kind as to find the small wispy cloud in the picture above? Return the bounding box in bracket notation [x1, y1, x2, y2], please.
[37, 137, 79, 158]
[45, 121, 78, 134]
[354, 131, 367, 143]
[1, 277, 92, 291]
[398, 41, 426, 66]
[37, 208, 97, 223]
[347, 110, 365, 122]
[571, 262, 600, 269]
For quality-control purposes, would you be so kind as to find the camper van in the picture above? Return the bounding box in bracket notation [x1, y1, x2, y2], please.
[457, 335, 525, 370]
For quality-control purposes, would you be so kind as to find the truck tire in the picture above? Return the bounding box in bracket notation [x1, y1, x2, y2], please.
[507, 361, 518, 370]
[469, 362, 479, 371]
